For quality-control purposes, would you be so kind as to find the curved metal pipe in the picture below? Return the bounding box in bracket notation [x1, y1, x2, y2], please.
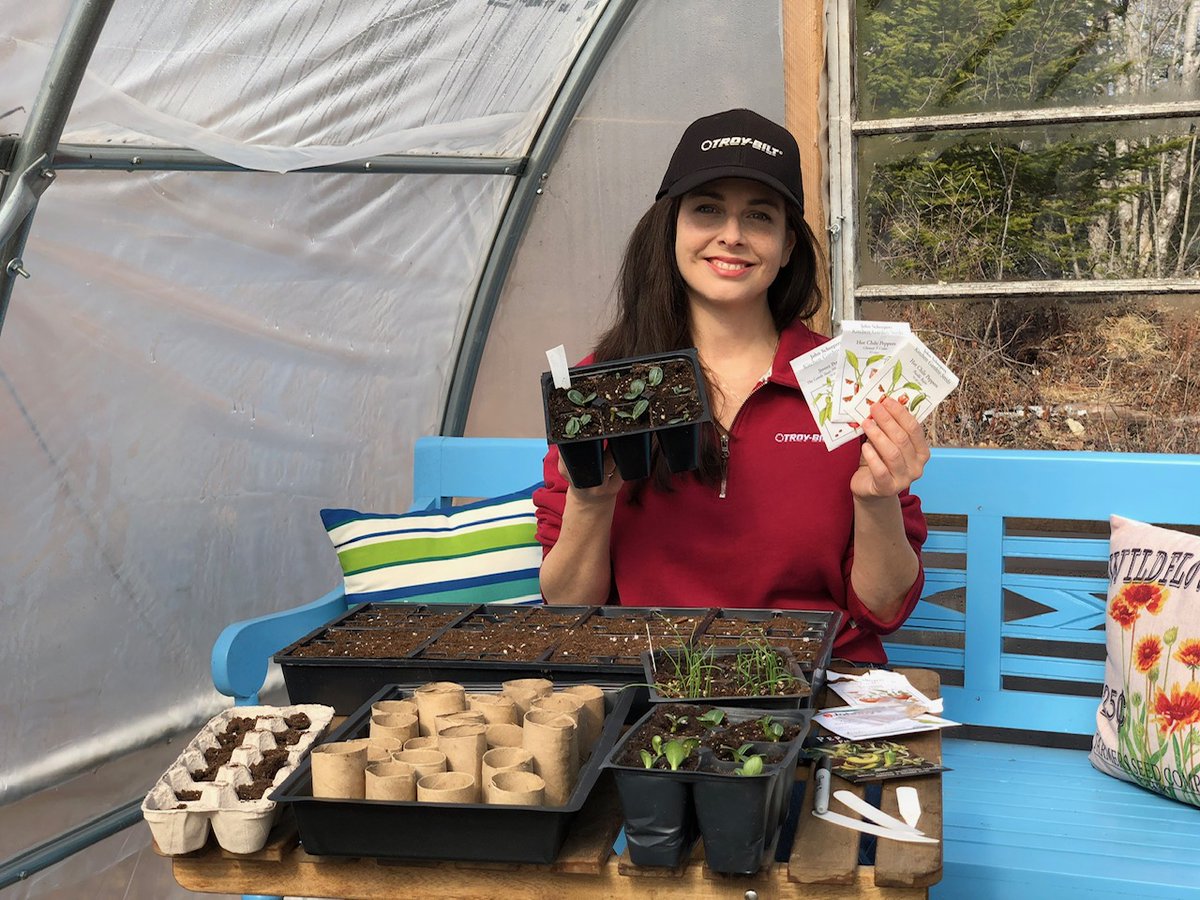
[0, 0, 117, 336]
[440, 0, 641, 436]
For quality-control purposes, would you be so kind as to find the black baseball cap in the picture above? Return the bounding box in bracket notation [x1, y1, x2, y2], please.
[656, 108, 804, 213]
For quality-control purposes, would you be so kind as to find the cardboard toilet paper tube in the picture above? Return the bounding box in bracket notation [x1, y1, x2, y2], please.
[531, 695, 582, 766]
[413, 682, 466, 736]
[501, 678, 553, 717]
[417, 771, 477, 804]
[365, 760, 416, 801]
[433, 709, 486, 734]
[370, 713, 419, 743]
[486, 723, 525, 749]
[438, 723, 487, 786]
[561, 684, 606, 755]
[466, 692, 520, 725]
[392, 748, 448, 780]
[403, 735, 439, 751]
[488, 770, 546, 807]
[482, 747, 535, 804]
[522, 710, 577, 807]
[342, 737, 401, 762]
[372, 699, 418, 718]
[311, 742, 368, 799]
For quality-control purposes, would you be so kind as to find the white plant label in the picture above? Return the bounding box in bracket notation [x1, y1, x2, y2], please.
[546, 344, 571, 389]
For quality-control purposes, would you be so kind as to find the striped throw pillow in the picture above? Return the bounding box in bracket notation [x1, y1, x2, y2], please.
[320, 484, 543, 605]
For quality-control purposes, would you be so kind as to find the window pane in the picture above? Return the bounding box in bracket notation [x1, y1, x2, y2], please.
[860, 297, 1200, 453]
[859, 118, 1200, 283]
[859, 0, 1200, 120]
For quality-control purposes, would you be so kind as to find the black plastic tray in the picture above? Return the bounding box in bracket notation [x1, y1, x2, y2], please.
[541, 349, 713, 488]
[272, 682, 636, 864]
[642, 646, 812, 709]
[275, 604, 839, 714]
[603, 703, 811, 872]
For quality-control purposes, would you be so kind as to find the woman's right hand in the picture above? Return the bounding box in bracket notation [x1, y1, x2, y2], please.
[559, 450, 624, 503]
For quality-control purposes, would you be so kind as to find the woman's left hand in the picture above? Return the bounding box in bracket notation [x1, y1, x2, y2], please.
[850, 397, 931, 500]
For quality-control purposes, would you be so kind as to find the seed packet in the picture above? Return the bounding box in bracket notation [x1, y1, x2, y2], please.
[808, 736, 949, 783]
[826, 669, 944, 715]
[830, 320, 911, 422]
[812, 704, 959, 740]
[789, 337, 862, 451]
[843, 333, 959, 425]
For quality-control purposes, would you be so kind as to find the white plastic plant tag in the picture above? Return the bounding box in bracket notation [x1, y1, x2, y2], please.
[831, 320, 911, 422]
[789, 337, 861, 451]
[546, 344, 571, 389]
[844, 333, 959, 425]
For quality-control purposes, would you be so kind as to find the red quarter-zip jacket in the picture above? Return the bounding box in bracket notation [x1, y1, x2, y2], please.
[533, 321, 927, 664]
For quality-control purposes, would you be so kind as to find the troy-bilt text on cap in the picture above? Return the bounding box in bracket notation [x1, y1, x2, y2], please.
[699, 136, 784, 157]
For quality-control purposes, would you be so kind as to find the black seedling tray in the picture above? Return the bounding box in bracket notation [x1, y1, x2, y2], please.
[272, 681, 635, 864]
[603, 703, 810, 872]
[275, 604, 839, 714]
[643, 646, 812, 710]
[541, 349, 713, 488]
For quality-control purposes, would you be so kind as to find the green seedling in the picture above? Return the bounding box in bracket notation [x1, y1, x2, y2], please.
[566, 389, 597, 406]
[651, 734, 664, 757]
[697, 709, 725, 729]
[647, 366, 663, 386]
[563, 413, 592, 437]
[671, 384, 690, 395]
[639, 749, 656, 769]
[758, 715, 786, 742]
[665, 713, 689, 734]
[722, 742, 757, 765]
[631, 398, 650, 419]
[623, 379, 646, 399]
[663, 738, 700, 771]
[735, 754, 765, 777]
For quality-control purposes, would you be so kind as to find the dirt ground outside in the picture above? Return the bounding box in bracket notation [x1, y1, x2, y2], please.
[863, 297, 1200, 454]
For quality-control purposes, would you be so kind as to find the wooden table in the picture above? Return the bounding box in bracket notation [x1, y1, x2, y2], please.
[170, 669, 943, 899]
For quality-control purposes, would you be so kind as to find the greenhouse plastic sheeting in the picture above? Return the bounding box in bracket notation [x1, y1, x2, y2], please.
[468, 0, 786, 437]
[0, 164, 509, 803]
[1, 0, 607, 810]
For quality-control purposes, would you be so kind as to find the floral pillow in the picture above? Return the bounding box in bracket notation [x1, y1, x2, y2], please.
[1090, 515, 1200, 807]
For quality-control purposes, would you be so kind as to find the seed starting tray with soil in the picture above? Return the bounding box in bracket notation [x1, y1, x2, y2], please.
[271, 682, 635, 864]
[275, 603, 839, 714]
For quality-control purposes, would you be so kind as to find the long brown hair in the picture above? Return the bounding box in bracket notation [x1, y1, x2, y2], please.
[594, 192, 823, 492]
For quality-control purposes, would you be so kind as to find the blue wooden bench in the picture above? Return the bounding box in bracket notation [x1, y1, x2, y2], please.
[212, 437, 1200, 898]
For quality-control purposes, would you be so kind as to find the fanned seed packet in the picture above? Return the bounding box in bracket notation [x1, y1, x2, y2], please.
[831, 320, 911, 423]
[844, 333, 960, 425]
[808, 736, 949, 783]
[789, 339, 862, 451]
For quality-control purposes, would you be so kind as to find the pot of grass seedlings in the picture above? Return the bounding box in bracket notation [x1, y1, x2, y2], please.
[641, 637, 811, 709]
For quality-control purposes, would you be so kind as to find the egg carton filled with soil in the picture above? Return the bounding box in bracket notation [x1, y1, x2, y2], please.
[141, 704, 334, 855]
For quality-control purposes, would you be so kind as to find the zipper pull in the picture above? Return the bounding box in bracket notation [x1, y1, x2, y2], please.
[719, 432, 730, 499]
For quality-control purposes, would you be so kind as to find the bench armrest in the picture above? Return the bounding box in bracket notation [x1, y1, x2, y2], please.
[211, 586, 348, 705]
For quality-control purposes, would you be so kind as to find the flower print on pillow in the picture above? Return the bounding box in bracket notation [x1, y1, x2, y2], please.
[1091, 516, 1200, 808]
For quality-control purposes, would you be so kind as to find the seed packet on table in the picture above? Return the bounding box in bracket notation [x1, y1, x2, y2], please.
[844, 333, 959, 424]
[813, 704, 958, 740]
[808, 736, 950, 783]
[789, 337, 862, 451]
[826, 669, 944, 714]
[831, 320, 911, 422]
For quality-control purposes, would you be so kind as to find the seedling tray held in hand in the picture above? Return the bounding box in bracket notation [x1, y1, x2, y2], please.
[272, 682, 635, 864]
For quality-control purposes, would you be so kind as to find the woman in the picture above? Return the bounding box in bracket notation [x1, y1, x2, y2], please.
[533, 109, 928, 664]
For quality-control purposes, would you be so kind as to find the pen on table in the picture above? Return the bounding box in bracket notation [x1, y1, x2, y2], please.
[813, 754, 832, 815]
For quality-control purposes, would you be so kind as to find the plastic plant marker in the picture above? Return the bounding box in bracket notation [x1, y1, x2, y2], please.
[834, 789, 924, 835]
[813, 809, 938, 843]
[547, 344, 571, 389]
[897, 785, 921, 830]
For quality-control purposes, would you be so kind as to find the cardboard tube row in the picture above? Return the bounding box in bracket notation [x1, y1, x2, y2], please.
[309, 680, 605, 806]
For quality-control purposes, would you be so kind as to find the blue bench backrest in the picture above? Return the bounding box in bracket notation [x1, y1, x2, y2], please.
[887, 448, 1200, 736]
[414, 438, 1200, 735]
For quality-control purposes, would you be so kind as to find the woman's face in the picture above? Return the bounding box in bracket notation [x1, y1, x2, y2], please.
[674, 177, 796, 313]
